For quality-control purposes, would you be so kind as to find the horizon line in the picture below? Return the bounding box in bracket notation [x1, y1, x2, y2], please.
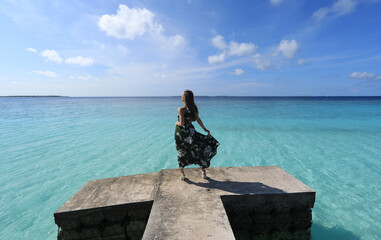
[2, 95, 381, 98]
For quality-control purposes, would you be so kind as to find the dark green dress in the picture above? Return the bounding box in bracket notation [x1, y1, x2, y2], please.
[174, 107, 219, 168]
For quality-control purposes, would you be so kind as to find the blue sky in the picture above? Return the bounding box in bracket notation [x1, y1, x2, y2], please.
[0, 0, 380, 96]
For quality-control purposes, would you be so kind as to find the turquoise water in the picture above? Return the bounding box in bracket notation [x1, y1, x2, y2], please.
[1, 97, 380, 239]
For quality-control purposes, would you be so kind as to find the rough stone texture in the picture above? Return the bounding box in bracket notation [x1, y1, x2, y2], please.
[56, 172, 161, 213]
[55, 172, 160, 240]
[54, 166, 315, 240]
[141, 168, 236, 240]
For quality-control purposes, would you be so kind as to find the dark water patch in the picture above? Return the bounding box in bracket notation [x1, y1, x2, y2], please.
[311, 223, 361, 240]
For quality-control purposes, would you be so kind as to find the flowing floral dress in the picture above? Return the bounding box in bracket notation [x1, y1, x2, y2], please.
[175, 107, 220, 168]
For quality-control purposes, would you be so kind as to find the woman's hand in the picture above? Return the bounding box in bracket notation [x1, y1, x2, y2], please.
[204, 129, 210, 135]
[175, 121, 180, 126]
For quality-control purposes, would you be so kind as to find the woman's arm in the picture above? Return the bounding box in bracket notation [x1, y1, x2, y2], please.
[196, 113, 210, 135]
[175, 107, 185, 126]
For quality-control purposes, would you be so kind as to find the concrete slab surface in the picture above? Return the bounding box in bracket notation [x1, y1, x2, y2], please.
[142, 166, 314, 240]
[54, 166, 315, 240]
[55, 172, 161, 214]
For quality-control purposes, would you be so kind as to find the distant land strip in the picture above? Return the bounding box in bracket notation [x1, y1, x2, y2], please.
[2, 95, 65, 97]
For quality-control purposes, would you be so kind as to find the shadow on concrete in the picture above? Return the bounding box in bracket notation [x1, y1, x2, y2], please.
[311, 223, 361, 240]
[184, 177, 286, 195]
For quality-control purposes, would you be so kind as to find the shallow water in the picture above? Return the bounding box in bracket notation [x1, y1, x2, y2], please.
[0, 97, 380, 239]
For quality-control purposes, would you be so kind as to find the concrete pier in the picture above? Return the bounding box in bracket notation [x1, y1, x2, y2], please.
[54, 166, 315, 239]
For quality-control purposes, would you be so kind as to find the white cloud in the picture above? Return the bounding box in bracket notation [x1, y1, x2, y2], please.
[230, 68, 245, 75]
[33, 70, 57, 78]
[208, 36, 300, 70]
[208, 35, 257, 64]
[211, 35, 227, 50]
[270, 0, 285, 6]
[154, 73, 168, 79]
[208, 52, 226, 64]
[228, 41, 257, 56]
[40, 49, 63, 63]
[97, 4, 185, 54]
[332, 0, 357, 15]
[98, 4, 163, 39]
[169, 35, 186, 47]
[349, 72, 381, 80]
[276, 39, 299, 59]
[65, 56, 94, 66]
[253, 54, 273, 70]
[26, 47, 37, 53]
[313, 8, 330, 22]
[313, 0, 358, 21]
[69, 75, 96, 81]
[39, 50, 94, 66]
[117, 45, 130, 55]
[297, 59, 307, 65]
[210, 36, 256, 56]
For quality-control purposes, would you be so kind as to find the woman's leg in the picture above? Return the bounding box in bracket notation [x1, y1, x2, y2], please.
[200, 166, 207, 179]
[180, 167, 185, 180]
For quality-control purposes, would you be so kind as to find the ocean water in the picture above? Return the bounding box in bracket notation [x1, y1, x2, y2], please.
[0, 96, 380, 239]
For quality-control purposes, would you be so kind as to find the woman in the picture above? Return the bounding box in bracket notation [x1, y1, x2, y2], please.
[174, 90, 219, 180]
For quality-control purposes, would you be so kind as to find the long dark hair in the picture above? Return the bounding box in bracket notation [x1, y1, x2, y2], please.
[184, 90, 198, 121]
